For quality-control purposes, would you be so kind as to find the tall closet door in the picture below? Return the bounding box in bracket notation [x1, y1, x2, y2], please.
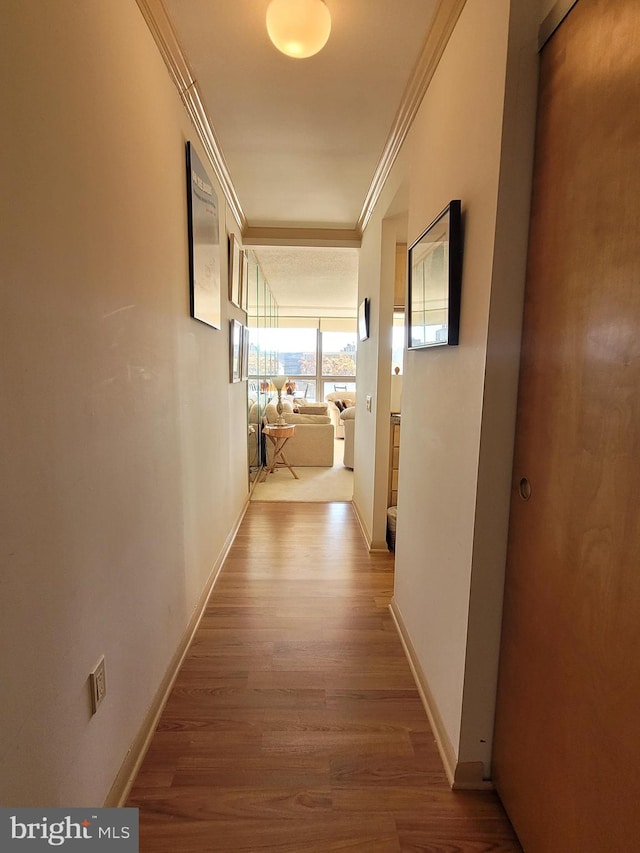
[493, 1, 640, 850]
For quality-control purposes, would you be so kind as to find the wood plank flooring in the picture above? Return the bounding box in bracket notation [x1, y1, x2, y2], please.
[127, 502, 521, 852]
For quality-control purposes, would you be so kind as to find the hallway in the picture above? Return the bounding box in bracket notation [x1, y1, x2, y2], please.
[127, 502, 520, 851]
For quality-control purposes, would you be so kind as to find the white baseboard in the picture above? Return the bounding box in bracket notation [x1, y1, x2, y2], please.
[351, 498, 389, 553]
[389, 598, 494, 791]
[105, 498, 250, 807]
[351, 498, 371, 548]
[388, 598, 457, 786]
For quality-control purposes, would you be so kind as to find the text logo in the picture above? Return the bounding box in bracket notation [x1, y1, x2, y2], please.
[1, 808, 138, 850]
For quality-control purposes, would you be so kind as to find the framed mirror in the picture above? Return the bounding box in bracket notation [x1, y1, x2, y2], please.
[407, 200, 462, 349]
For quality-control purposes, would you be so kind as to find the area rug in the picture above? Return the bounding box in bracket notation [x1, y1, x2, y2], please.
[250, 441, 353, 502]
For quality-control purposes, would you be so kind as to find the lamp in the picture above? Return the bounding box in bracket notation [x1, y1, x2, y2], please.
[271, 375, 288, 425]
[266, 0, 331, 59]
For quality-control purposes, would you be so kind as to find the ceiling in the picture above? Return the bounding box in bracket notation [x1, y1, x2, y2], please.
[141, 0, 456, 315]
[251, 245, 359, 317]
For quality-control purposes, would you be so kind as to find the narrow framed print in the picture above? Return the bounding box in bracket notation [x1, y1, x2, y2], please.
[228, 233, 242, 308]
[186, 141, 221, 329]
[230, 319, 242, 382]
[241, 324, 250, 381]
[241, 250, 250, 312]
[358, 298, 370, 341]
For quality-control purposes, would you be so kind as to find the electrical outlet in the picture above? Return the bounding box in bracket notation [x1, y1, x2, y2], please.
[89, 656, 106, 714]
[366, 395, 372, 412]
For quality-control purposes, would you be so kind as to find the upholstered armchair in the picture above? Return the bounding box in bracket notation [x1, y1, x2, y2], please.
[325, 391, 356, 439]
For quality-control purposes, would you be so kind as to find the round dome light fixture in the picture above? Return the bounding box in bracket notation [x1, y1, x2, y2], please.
[266, 0, 331, 59]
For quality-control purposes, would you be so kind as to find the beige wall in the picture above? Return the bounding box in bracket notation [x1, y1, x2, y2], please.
[0, 2, 248, 805]
[355, 0, 541, 780]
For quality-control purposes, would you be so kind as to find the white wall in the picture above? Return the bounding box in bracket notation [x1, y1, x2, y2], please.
[396, 0, 512, 766]
[352, 221, 384, 545]
[353, 165, 408, 547]
[457, 0, 542, 775]
[0, 1, 248, 806]
[355, 0, 540, 780]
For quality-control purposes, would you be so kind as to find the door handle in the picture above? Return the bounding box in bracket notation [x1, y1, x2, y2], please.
[518, 477, 532, 501]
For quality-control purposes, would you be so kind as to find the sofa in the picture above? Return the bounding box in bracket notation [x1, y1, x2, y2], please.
[339, 406, 355, 469]
[263, 399, 334, 467]
[325, 391, 356, 439]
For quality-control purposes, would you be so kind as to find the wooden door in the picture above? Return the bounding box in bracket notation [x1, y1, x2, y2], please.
[493, 1, 640, 850]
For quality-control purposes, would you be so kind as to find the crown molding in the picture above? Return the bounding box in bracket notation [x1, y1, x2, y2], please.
[357, 0, 467, 234]
[136, 0, 247, 232]
[242, 226, 361, 248]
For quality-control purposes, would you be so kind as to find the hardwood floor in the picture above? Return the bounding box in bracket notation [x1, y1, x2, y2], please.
[127, 502, 521, 852]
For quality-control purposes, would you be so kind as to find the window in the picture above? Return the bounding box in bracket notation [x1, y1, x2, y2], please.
[249, 325, 357, 403]
[269, 327, 316, 375]
[321, 331, 357, 376]
[321, 330, 356, 401]
[392, 311, 405, 375]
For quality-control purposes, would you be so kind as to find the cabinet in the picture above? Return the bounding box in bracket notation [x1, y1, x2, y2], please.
[394, 244, 407, 308]
[388, 414, 401, 507]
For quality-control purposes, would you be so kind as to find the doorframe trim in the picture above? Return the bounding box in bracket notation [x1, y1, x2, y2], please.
[539, 0, 580, 49]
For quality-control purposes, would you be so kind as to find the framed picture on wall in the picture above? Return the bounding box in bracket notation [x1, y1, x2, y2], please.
[240, 250, 250, 312]
[407, 199, 462, 349]
[358, 297, 370, 341]
[228, 233, 242, 308]
[229, 319, 242, 382]
[241, 324, 250, 381]
[186, 141, 221, 329]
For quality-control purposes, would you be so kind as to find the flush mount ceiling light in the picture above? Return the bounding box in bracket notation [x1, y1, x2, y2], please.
[266, 0, 331, 59]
